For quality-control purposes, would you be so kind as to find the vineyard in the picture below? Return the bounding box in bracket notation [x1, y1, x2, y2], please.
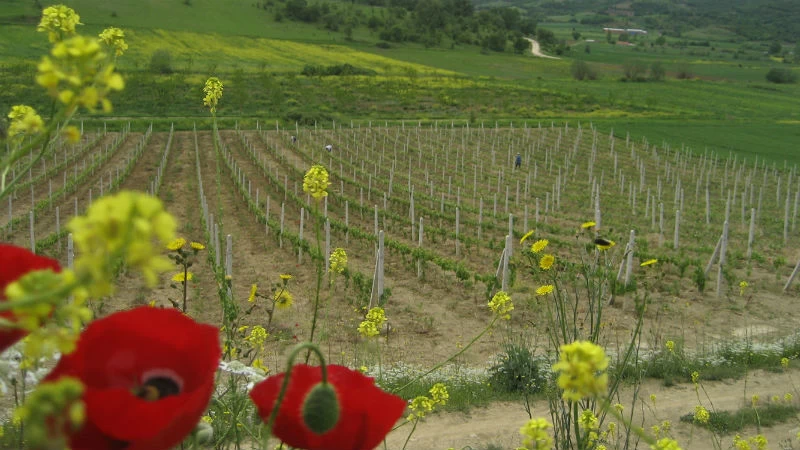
[4, 120, 800, 372]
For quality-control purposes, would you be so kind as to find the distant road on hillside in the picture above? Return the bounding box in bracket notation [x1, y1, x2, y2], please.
[524, 37, 560, 59]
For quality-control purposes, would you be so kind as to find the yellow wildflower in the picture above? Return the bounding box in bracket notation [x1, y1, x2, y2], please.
[739, 280, 749, 296]
[358, 307, 387, 338]
[407, 396, 435, 421]
[329, 248, 347, 274]
[531, 239, 548, 254]
[640, 259, 658, 267]
[781, 357, 790, 369]
[552, 340, 609, 401]
[273, 290, 293, 309]
[539, 254, 555, 270]
[201, 415, 213, 424]
[167, 238, 186, 251]
[691, 371, 700, 383]
[694, 405, 710, 424]
[148, 300, 156, 308]
[303, 165, 331, 200]
[651, 438, 682, 450]
[280, 274, 293, 281]
[61, 125, 81, 144]
[581, 221, 596, 229]
[252, 359, 269, 373]
[245, 326, 269, 350]
[37, 36, 124, 112]
[98, 27, 128, 56]
[650, 394, 657, 405]
[488, 291, 514, 320]
[359, 366, 368, 373]
[171, 272, 193, 283]
[751, 395, 759, 407]
[203, 77, 224, 113]
[536, 285, 554, 296]
[429, 383, 449, 406]
[665, 340, 675, 353]
[248, 284, 257, 303]
[190, 242, 206, 250]
[7, 105, 44, 141]
[519, 418, 553, 450]
[579, 410, 598, 430]
[37, 4, 82, 42]
[520, 230, 535, 244]
[594, 238, 616, 250]
[784, 393, 792, 402]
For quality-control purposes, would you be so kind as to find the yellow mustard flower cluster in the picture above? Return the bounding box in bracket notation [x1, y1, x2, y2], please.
[15, 377, 84, 450]
[531, 239, 548, 254]
[665, 340, 675, 353]
[488, 291, 514, 320]
[37, 35, 124, 113]
[693, 405, 710, 424]
[640, 259, 658, 267]
[329, 248, 347, 274]
[68, 191, 177, 297]
[203, 77, 224, 113]
[37, 4, 82, 43]
[552, 340, 609, 401]
[7, 105, 44, 141]
[733, 434, 767, 450]
[358, 306, 387, 338]
[98, 27, 127, 56]
[650, 438, 682, 450]
[245, 325, 269, 352]
[61, 125, 80, 144]
[407, 383, 448, 421]
[303, 165, 331, 200]
[739, 280, 749, 296]
[518, 418, 553, 450]
[248, 284, 258, 303]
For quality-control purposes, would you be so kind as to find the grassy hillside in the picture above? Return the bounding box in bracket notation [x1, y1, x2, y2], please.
[0, 0, 798, 162]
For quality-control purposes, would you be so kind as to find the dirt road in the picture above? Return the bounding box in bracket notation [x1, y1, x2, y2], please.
[524, 37, 560, 59]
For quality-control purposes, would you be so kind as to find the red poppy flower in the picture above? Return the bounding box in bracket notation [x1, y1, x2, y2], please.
[250, 364, 406, 450]
[44, 306, 221, 450]
[0, 243, 61, 352]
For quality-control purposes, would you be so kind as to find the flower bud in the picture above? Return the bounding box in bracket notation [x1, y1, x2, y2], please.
[302, 382, 339, 434]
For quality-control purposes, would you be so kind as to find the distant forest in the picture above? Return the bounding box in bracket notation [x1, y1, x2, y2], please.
[471, 0, 800, 42]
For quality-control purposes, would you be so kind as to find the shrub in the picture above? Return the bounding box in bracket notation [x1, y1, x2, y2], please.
[488, 343, 547, 394]
[650, 61, 666, 81]
[571, 59, 597, 80]
[149, 49, 173, 74]
[622, 60, 648, 81]
[766, 68, 797, 84]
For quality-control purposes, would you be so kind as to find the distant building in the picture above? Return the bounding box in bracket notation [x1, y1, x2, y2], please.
[602, 28, 648, 36]
[603, 28, 625, 34]
[626, 29, 648, 35]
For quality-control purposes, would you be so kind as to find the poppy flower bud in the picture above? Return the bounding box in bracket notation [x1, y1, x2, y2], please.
[302, 382, 340, 434]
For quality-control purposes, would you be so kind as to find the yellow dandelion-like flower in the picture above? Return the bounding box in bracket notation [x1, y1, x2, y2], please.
[581, 221, 596, 230]
[694, 405, 710, 424]
[536, 285, 554, 296]
[488, 291, 514, 320]
[539, 254, 555, 270]
[303, 165, 331, 200]
[248, 284, 257, 303]
[98, 27, 128, 56]
[167, 238, 186, 251]
[520, 230, 535, 244]
[330, 248, 347, 274]
[190, 242, 205, 250]
[531, 239, 549, 254]
[203, 77, 224, 113]
[37, 4, 82, 43]
[273, 290, 293, 309]
[279, 274, 293, 281]
[640, 259, 658, 267]
[552, 340, 609, 401]
[651, 438, 682, 450]
[594, 238, 616, 251]
[519, 418, 553, 450]
[7, 105, 44, 141]
[172, 272, 193, 283]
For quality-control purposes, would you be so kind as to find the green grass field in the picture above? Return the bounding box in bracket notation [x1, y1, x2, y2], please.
[1, 0, 798, 162]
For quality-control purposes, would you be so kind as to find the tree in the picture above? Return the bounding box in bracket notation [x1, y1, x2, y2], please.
[622, 60, 647, 81]
[769, 41, 782, 56]
[149, 49, 173, 74]
[766, 68, 796, 84]
[513, 34, 528, 54]
[655, 35, 666, 46]
[649, 61, 665, 81]
[572, 30, 581, 41]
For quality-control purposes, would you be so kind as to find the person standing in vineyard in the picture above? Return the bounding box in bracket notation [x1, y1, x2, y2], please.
[515, 152, 522, 169]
